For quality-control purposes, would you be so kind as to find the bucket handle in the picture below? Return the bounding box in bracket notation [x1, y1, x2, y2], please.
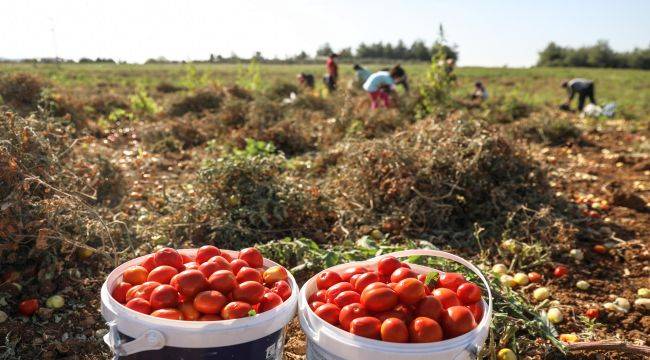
[104, 320, 165, 357]
[370, 249, 493, 338]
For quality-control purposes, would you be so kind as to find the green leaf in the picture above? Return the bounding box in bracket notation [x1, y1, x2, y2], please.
[424, 271, 440, 287]
[323, 251, 339, 267]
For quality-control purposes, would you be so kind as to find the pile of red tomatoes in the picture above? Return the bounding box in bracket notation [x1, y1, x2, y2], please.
[111, 246, 292, 321]
[308, 256, 483, 343]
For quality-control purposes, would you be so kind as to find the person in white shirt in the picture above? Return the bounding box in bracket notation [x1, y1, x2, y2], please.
[362, 65, 405, 109]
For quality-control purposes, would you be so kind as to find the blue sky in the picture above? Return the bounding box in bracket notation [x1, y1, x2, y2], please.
[1, 0, 648, 66]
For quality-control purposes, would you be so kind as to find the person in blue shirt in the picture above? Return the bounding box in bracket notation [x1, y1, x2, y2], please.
[353, 64, 372, 86]
[362, 65, 405, 109]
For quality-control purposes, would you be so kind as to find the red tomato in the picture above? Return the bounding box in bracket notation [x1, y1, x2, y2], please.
[140, 255, 156, 272]
[339, 303, 367, 330]
[196, 245, 221, 264]
[221, 301, 253, 319]
[409, 317, 443, 342]
[172, 270, 209, 297]
[220, 252, 234, 262]
[341, 266, 368, 282]
[360, 287, 398, 312]
[129, 281, 161, 301]
[308, 289, 327, 303]
[178, 302, 201, 321]
[553, 266, 568, 278]
[112, 282, 133, 303]
[380, 318, 409, 343]
[316, 271, 343, 290]
[528, 272, 542, 283]
[333, 291, 361, 308]
[390, 268, 417, 283]
[354, 272, 380, 292]
[259, 292, 283, 312]
[18, 299, 39, 316]
[441, 306, 477, 338]
[199, 314, 223, 321]
[310, 301, 326, 311]
[208, 270, 237, 294]
[263, 266, 288, 285]
[415, 295, 443, 321]
[437, 272, 466, 292]
[232, 281, 265, 304]
[181, 253, 194, 264]
[122, 265, 149, 285]
[229, 259, 249, 275]
[363, 282, 388, 293]
[349, 316, 381, 339]
[193, 290, 227, 314]
[592, 245, 607, 254]
[150, 284, 180, 310]
[154, 248, 184, 270]
[585, 308, 599, 319]
[199, 257, 233, 278]
[326, 282, 354, 303]
[183, 262, 199, 270]
[348, 274, 361, 288]
[126, 298, 151, 314]
[374, 309, 408, 323]
[395, 278, 426, 305]
[456, 283, 482, 305]
[377, 256, 402, 276]
[238, 248, 263, 268]
[147, 265, 178, 284]
[270, 280, 292, 301]
[466, 302, 483, 323]
[314, 303, 340, 325]
[125, 285, 140, 302]
[236, 267, 263, 284]
[432, 288, 461, 309]
[151, 308, 183, 320]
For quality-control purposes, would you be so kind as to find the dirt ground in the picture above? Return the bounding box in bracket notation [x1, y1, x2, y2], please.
[0, 85, 648, 359]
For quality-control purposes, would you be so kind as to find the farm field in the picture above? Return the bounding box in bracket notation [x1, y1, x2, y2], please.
[0, 63, 649, 359]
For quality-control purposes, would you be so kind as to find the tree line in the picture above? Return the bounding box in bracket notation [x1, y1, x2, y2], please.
[537, 40, 650, 69]
[314, 39, 458, 62]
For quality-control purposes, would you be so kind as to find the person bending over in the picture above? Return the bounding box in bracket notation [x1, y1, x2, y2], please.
[562, 78, 596, 111]
[363, 66, 404, 109]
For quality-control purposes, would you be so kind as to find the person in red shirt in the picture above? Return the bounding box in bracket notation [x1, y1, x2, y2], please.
[324, 53, 338, 92]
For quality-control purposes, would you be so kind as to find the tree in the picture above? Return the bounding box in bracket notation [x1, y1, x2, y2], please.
[316, 43, 334, 57]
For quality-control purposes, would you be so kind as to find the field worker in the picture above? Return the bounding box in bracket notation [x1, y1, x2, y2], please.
[353, 64, 371, 85]
[562, 78, 596, 111]
[324, 53, 339, 92]
[363, 66, 404, 109]
[393, 65, 409, 92]
[297, 73, 315, 89]
[471, 81, 488, 101]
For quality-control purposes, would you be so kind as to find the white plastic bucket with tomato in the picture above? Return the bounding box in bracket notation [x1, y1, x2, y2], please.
[100, 249, 298, 360]
[298, 249, 493, 360]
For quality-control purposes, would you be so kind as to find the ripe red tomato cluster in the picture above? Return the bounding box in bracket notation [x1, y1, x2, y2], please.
[111, 246, 292, 321]
[308, 256, 483, 343]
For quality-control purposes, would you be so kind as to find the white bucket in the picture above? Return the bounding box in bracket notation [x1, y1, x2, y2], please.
[100, 249, 298, 359]
[298, 249, 493, 360]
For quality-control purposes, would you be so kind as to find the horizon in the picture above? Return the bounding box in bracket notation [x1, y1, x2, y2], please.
[2, 0, 649, 67]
